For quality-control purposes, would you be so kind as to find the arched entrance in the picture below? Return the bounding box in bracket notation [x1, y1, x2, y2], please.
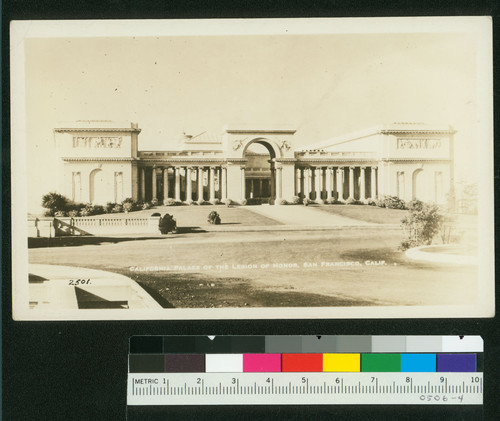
[89, 168, 107, 204]
[412, 168, 424, 200]
[242, 140, 276, 204]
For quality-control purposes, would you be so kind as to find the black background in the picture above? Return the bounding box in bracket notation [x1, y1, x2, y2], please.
[2, 1, 499, 420]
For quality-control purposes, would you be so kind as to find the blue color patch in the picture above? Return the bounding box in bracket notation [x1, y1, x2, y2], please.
[401, 354, 436, 372]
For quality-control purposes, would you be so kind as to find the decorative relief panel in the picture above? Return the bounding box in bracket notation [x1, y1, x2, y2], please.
[397, 138, 442, 149]
[72, 136, 123, 148]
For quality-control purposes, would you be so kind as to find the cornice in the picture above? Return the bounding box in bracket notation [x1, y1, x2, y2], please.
[62, 157, 137, 162]
[226, 129, 296, 135]
[55, 128, 141, 133]
[380, 129, 456, 135]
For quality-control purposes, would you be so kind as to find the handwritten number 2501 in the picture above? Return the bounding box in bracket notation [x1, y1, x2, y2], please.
[68, 279, 91, 285]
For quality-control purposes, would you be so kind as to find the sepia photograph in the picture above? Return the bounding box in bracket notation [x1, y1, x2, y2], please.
[10, 17, 494, 320]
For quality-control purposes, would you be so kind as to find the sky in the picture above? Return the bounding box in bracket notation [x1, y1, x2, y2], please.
[19, 24, 489, 212]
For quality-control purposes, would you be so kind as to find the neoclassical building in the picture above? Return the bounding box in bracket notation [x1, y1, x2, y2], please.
[54, 121, 455, 206]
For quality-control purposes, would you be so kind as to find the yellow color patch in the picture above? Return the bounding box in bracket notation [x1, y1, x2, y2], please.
[323, 353, 360, 372]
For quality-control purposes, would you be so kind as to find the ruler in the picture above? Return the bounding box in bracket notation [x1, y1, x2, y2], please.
[128, 372, 482, 405]
[127, 335, 483, 407]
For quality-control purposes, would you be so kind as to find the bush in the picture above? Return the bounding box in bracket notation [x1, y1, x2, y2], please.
[158, 213, 177, 234]
[68, 210, 79, 217]
[164, 198, 178, 206]
[210, 198, 220, 205]
[54, 210, 67, 217]
[366, 198, 377, 206]
[123, 202, 134, 212]
[325, 197, 339, 205]
[151, 212, 161, 217]
[345, 197, 358, 205]
[303, 198, 311, 206]
[240, 199, 247, 206]
[151, 198, 159, 206]
[383, 195, 407, 210]
[400, 200, 444, 250]
[290, 196, 301, 205]
[112, 203, 123, 213]
[105, 202, 115, 213]
[279, 199, 288, 205]
[92, 205, 106, 215]
[208, 211, 221, 225]
[142, 202, 152, 210]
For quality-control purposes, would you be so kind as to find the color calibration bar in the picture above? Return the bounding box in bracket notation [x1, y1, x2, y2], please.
[130, 352, 478, 374]
[127, 336, 483, 405]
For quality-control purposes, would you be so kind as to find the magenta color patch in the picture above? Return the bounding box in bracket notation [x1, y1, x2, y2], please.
[243, 354, 281, 372]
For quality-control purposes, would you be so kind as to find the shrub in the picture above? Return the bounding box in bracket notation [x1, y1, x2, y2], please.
[383, 195, 407, 210]
[240, 199, 247, 206]
[366, 198, 377, 206]
[375, 199, 385, 208]
[151, 212, 161, 217]
[279, 199, 288, 205]
[112, 203, 123, 213]
[92, 205, 106, 215]
[325, 197, 339, 205]
[158, 213, 177, 234]
[54, 210, 67, 217]
[290, 196, 301, 205]
[123, 202, 134, 212]
[164, 198, 178, 206]
[400, 200, 444, 250]
[105, 202, 116, 213]
[142, 202, 152, 210]
[207, 211, 221, 225]
[151, 198, 159, 206]
[210, 198, 220, 205]
[345, 197, 357, 205]
[68, 210, 79, 217]
[303, 198, 311, 206]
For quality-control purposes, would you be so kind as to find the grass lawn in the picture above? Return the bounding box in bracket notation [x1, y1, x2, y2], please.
[29, 229, 476, 308]
[89, 205, 282, 227]
[315, 204, 408, 224]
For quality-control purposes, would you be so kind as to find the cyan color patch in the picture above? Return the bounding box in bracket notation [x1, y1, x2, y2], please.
[401, 354, 436, 372]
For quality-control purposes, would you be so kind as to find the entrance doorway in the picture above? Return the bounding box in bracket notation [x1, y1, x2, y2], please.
[243, 141, 275, 204]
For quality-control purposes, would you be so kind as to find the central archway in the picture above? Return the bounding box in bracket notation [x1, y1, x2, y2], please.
[242, 139, 276, 204]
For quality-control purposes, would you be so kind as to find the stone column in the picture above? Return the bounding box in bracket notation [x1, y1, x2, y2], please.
[197, 167, 204, 202]
[337, 167, 344, 201]
[186, 167, 192, 203]
[240, 166, 246, 200]
[348, 166, 355, 199]
[209, 167, 216, 202]
[326, 167, 333, 200]
[370, 166, 377, 199]
[275, 165, 282, 202]
[174, 167, 181, 201]
[360, 166, 366, 201]
[314, 167, 321, 201]
[304, 168, 310, 199]
[221, 167, 227, 201]
[163, 167, 169, 201]
[259, 179, 263, 197]
[141, 168, 146, 201]
[151, 167, 157, 201]
[295, 168, 301, 197]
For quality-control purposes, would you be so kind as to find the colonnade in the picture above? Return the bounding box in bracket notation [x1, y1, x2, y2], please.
[139, 164, 378, 204]
[140, 165, 227, 203]
[296, 165, 378, 202]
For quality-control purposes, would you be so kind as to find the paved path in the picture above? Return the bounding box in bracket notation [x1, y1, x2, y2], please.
[245, 205, 373, 226]
[29, 264, 162, 310]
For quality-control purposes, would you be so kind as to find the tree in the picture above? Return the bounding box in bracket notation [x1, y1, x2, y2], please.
[400, 200, 444, 250]
[41, 192, 70, 216]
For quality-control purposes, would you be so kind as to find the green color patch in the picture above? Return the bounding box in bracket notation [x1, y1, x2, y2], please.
[361, 354, 401, 372]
